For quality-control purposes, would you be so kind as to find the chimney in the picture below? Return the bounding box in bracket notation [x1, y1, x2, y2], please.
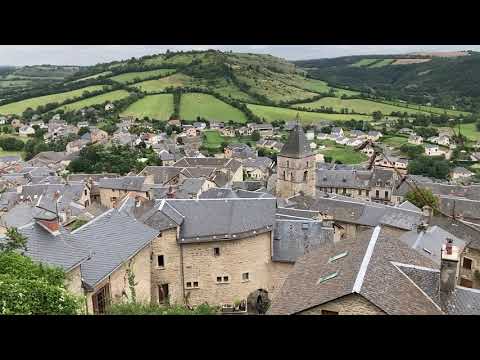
[322, 214, 334, 229]
[36, 218, 61, 236]
[167, 185, 176, 199]
[422, 205, 433, 224]
[440, 238, 459, 295]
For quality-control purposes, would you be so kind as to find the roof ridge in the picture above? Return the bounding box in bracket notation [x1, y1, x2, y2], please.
[353, 226, 381, 293]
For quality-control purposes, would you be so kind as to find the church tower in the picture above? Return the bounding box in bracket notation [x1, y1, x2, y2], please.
[276, 121, 316, 198]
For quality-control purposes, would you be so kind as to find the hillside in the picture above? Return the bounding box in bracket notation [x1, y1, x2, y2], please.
[0, 50, 474, 128]
[295, 51, 480, 112]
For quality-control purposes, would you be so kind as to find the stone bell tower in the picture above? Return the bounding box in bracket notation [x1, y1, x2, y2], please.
[276, 121, 316, 198]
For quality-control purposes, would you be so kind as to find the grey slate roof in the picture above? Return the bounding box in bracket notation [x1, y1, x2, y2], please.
[199, 188, 238, 199]
[289, 194, 423, 231]
[398, 200, 421, 212]
[279, 125, 314, 159]
[98, 176, 149, 192]
[19, 208, 159, 288]
[399, 226, 467, 265]
[273, 219, 334, 263]
[444, 287, 480, 315]
[0, 203, 36, 228]
[268, 227, 443, 315]
[160, 198, 276, 243]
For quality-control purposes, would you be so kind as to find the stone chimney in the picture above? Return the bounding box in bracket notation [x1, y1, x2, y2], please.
[422, 205, 433, 224]
[167, 185, 176, 199]
[440, 238, 459, 296]
[322, 214, 334, 229]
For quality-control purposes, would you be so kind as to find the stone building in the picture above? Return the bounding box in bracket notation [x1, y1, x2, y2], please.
[268, 226, 480, 315]
[98, 176, 153, 208]
[276, 125, 316, 198]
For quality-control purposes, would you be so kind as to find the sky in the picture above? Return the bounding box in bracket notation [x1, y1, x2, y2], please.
[1, 45, 479, 66]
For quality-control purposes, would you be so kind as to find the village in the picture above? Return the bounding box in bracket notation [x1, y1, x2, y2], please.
[1, 101, 480, 316]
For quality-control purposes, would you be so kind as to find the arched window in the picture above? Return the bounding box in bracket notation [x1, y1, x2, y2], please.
[283, 170, 286, 180]
[303, 170, 308, 181]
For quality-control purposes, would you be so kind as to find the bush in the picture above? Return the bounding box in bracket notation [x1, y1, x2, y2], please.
[0, 137, 24, 151]
[0, 251, 80, 315]
[106, 302, 219, 315]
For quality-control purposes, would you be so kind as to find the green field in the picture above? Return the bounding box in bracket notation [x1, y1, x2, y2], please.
[369, 59, 394, 68]
[351, 59, 379, 67]
[247, 104, 372, 124]
[459, 123, 480, 141]
[381, 100, 470, 117]
[110, 69, 175, 84]
[380, 135, 409, 147]
[120, 94, 173, 120]
[320, 145, 368, 164]
[293, 97, 432, 116]
[0, 85, 107, 115]
[180, 93, 248, 123]
[211, 85, 256, 102]
[133, 73, 195, 93]
[71, 71, 112, 83]
[55, 90, 130, 112]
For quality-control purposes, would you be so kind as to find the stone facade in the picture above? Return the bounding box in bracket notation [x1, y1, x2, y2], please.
[151, 228, 276, 307]
[459, 247, 480, 289]
[66, 265, 83, 298]
[299, 293, 386, 315]
[276, 155, 316, 198]
[85, 244, 152, 314]
[99, 188, 149, 208]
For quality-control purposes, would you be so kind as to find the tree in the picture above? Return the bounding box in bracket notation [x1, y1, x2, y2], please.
[251, 130, 261, 141]
[0, 251, 80, 315]
[407, 155, 451, 179]
[0, 228, 28, 253]
[372, 111, 383, 121]
[405, 188, 439, 213]
[0, 137, 24, 151]
[400, 144, 425, 159]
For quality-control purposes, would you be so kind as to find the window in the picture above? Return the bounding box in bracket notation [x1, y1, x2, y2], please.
[186, 282, 192, 288]
[217, 275, 230, 284]
[321, 310, 339, 315]
[342, 188, 347, 195]
[157, 255, 165, 268]
[303, 170, 308, 181]
[328, 251, 348, 263]
[158, 284, 169, 304]
[463, 257, 473, 270]
[84, 189, 88, 196]
[214, 247, 220, 256]
[358, 189, 362, 196]
[385, 190, 389, 198]
[193, 281, 199, 288]
[92, 284, 110, 314]
[316, 272, 338, 285]
[375, 190, 379, 198]
[242, 272, 250, 281]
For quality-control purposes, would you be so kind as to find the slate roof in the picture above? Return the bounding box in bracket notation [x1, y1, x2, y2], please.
[0, 203, 36, 228]
[273, 219, 334, 263]
[159, 198, 276, 243]
[399, 226, 466, 265]
[444, 287, 480, 315]
[288, 194, 423, 231]
[138, 166, 184, 184]
[279, 125, 314, 159]
[199, 188, 238, 199]
[268, 226, 443, 315]
[18, 208, 158, 288]
[398, 200, 421, 212]
[98, 176, 149, 192]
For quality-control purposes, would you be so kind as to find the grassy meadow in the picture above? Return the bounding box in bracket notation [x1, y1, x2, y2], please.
[180, 93, 247, 123]
[120, 94, 173, 120]
[0, 85, 107, 115]
[55, 90, 130, 112]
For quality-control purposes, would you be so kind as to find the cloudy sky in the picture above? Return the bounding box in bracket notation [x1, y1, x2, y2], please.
[1, 45, 478, 66]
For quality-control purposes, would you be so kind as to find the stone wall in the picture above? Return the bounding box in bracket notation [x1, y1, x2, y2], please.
[459, 247, 480, 289]
[299, 294, 385, 315]
[99, 188, 149, 208]
[276, 154, 316, 198]
[85, 244, 152, 314]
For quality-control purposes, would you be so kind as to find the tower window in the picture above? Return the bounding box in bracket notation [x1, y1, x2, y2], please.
[157, 255, 165, 268]
[214, 247, 220, 256]
[303, 170, 308, 181]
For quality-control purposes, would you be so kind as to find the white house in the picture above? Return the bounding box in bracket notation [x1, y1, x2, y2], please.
[19, 125, 35, 137]
[425, 144, 447, 157]
[305, 130, 315, 141]
[105, 103, 115, 111]
[450, 167, 474, 181]
[367, 131, 383, 141]
[408, 135, 423, 145]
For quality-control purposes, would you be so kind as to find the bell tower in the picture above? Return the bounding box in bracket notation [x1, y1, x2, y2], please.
[276, 118, 316, 198]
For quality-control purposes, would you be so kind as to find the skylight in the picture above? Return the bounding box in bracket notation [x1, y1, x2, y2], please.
[328, 251, 348, 263]
[316, 271, 338, 285]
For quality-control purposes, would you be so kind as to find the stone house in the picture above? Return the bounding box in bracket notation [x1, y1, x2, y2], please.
[66, 139, 89, 154]
[247, 123, 274, 137]
[18, 208, 158, 314]
[224, 143, 256, 159]
[242, 157, 274, 181]
[450, 167, 474, 181]
[367, 131, 382, 141]
[19, 125, 35, 136]
[98, 176, 153, 208]
[408, 135, 423, 145]
[374, 155, 408, 173]
[182, 125, 197, 137]
[10, 119, 23, 129]
[425, 144, 446, 156]
[89, 128, 109, 143]
[220, 127, 235, 137]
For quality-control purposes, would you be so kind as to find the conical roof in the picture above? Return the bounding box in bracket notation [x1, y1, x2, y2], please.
[279, 124, 314, 158]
